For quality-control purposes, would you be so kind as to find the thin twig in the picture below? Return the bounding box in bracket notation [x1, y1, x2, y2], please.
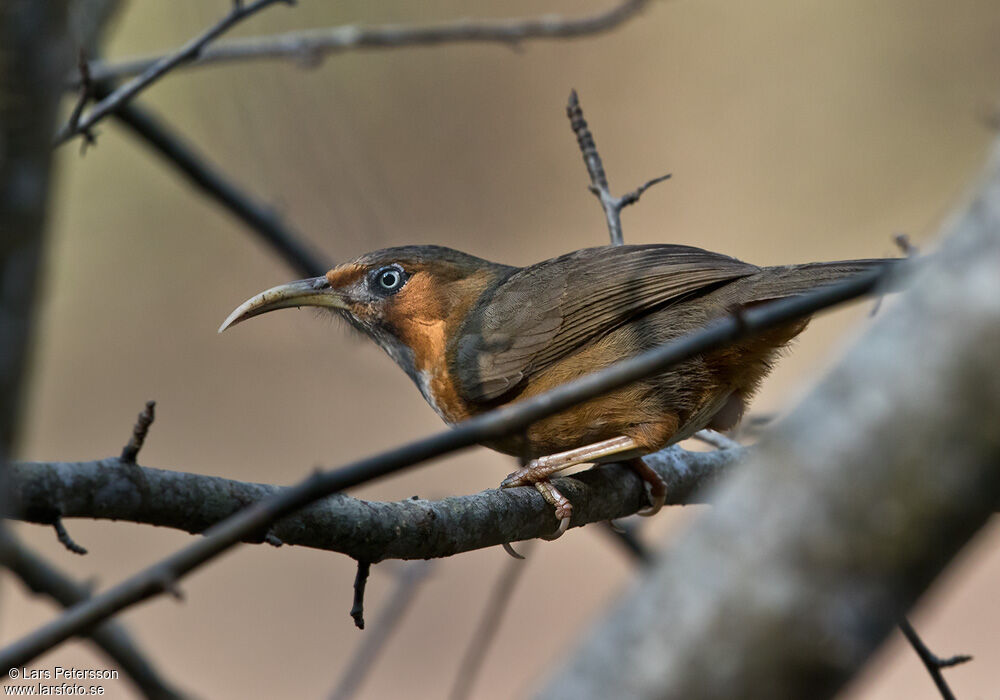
[0, 265, 898, 672]
[599, 520, 652, 564]
[449, 547, 533, 700]
[52, 518, 87, 555]
[121, 400, 156, 463]
[105, 91, 329, 277]
[350, 560, 372, 629]
[330, 561, 433, 700]
[898, 618, 971, 700]
[566, 90, 670, 245]
[66, 49, 96, 150]
[81, 1, 651, 86]
[55, 0, 293, 145]
[0, 528, 187, 700]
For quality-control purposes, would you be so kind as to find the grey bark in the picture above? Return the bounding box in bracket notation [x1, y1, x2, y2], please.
[6, 446, 739, 561]
[538, 144, 1000, 700]
[0, 0, 70, 458]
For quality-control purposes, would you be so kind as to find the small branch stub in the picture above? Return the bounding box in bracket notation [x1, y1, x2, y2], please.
[351, 560, 372, 630]
[52, 519, 87, 556]
[120, 401, 155, 464]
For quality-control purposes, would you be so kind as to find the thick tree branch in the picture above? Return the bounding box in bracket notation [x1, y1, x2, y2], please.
[82, 1, 651, 86]
[539, 143, 1000, 700]
[6, 446, 739, 562]
[0, 529, 186, 700]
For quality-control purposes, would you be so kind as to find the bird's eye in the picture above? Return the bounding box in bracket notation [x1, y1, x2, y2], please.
[373, 264, 407, 294]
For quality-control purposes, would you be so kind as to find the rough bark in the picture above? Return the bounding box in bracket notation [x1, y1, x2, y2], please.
[6, 446, 739, 561]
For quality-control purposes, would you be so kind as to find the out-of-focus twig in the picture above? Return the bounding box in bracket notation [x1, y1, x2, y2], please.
[55, 0, 293, 145]
[82, 1, 652, 85]
[330, 561, 433, 700]
[449, 547, 534, 700]
[0, 528, 187, 700]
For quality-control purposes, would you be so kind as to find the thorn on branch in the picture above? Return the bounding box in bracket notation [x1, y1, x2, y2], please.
[157, 573, 185, 601]
[52, 519, 87, 555]
[121, 401, 156, 463]
[350, 560, 372, 630]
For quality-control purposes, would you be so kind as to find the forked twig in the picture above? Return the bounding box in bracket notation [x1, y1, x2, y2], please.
[55, 0, 294, 145]
[567, 90, 670, 245]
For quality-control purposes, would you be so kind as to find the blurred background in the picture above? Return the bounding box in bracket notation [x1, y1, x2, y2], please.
[5, 0, 1000, 697]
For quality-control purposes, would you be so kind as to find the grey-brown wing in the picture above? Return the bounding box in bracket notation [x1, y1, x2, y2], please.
[451, 245, 759, 402]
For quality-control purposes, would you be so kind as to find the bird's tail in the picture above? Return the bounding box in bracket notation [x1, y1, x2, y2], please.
[739, 258, 900, 303]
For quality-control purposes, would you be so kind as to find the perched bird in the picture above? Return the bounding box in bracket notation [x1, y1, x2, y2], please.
[220, 244, 891, 537]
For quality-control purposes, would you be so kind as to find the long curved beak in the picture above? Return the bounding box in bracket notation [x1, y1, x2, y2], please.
[218, 277, 346, 333]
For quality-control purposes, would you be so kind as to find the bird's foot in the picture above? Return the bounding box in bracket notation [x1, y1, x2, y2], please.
[628, 457, 667, 517]
[500, 436, 640, 539]
[533, 479, 572, 539]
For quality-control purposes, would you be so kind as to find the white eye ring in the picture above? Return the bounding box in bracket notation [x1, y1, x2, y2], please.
[374, 265, 406, 293]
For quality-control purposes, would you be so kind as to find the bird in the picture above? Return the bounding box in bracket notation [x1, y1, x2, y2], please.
[220, 244, 893, 538]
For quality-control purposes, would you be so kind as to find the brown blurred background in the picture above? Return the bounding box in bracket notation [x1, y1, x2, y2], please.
[4, 1, 1000, 697]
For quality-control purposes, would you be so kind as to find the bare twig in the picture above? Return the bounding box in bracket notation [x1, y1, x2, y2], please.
[898, 618, 971, 700]
[350, 560, 372, 630]
[121, 400, 156, 463]
[55, 0, 293, 145]
[52, 518, 87, 555]
[330, 561, 433, 700]
[566, 90, 670, 245]
[66, 49, 96, 150]
[82, 1, 652, 86]
[0, 266, 896, 672]
[449, 547, 533, 700]
[0, 529, 187, 700]
[104, 90, 329, 277]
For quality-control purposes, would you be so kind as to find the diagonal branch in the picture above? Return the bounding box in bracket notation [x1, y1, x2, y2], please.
[82, 1, 652, 86]
[6, 446, 740, 561]
[0, 266, 895, 671]
[55, 0, 294, 146]
[0, 529, 186, 700]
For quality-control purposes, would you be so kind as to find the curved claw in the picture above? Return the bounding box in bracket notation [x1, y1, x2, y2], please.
[538, 516, 571, 540]
[636, 490, 666, 517]
[502, 541, 526, 559]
